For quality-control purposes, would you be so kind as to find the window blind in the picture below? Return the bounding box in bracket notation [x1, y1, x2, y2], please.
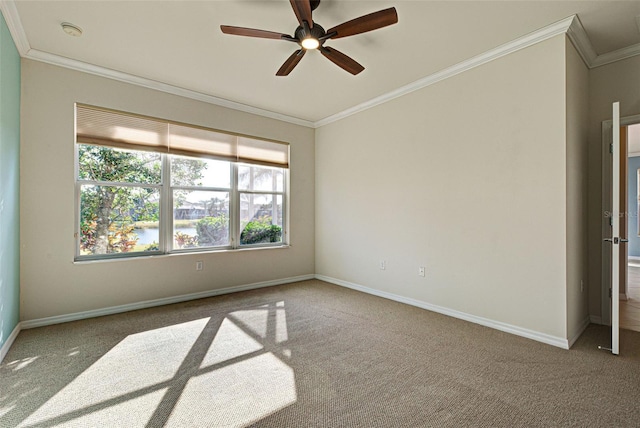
[76, 104, 289, 168]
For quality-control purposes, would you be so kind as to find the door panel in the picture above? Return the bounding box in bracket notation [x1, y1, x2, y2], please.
[620, 126, 629, 300]
[612, 102, 620, 355]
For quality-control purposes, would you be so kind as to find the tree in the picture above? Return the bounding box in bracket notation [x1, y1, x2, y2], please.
[171, 156, 208, 208]
[78, 145, 205, 255]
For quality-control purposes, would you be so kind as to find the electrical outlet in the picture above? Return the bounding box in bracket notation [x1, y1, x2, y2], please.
[196, 261, 203, 271]
[379, 260, 386, 270]
[418, 267, 425, 277]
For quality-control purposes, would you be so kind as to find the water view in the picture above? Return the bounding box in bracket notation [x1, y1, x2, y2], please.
[134, 227, 196, 245]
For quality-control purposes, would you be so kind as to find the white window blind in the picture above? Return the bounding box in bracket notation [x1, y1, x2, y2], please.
[76, 104, 289, 168]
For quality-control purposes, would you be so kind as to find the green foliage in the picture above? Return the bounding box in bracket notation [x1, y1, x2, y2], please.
[107, 224, 139, 253]
[240, 216, 282, 245]
[78, 144, 161, 183]
[145, 241, 160, 251]
[78, 144, 205, 255]
[196, 215, 229, 246]
[170, 157, 206, 186]
[80, 218, 97, 251]
[79, 219, 139, 254]
[171, 157, 207, 207]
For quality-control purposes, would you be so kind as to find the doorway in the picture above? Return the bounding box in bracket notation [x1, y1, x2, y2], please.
[601, 113, 640, 331]
[623, 123, 640, 333]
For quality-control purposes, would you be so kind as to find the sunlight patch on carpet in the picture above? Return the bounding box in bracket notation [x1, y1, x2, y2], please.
[200, 317, 263, 368]
[17, 318, 209, 427]
[166, 352, 296, 427]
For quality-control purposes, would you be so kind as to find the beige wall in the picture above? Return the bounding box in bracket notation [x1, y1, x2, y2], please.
[20, 60, 315, 321]
[316, 36, 569, 339]
[565, 38, 590, 340]
[587, 55, 640, 320]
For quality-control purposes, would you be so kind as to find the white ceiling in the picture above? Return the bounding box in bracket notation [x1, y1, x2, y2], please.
[6, 1, 640, 124]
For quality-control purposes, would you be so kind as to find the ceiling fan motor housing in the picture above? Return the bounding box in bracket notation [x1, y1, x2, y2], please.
[295, 23, 326, 46]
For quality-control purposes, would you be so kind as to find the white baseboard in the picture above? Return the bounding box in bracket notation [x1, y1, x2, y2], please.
[0, 322, 22, 363]
[316, 275, 570, 349]
[21, 274, 315, 329]
[590, 315, 603, 325]
[568, 316, 591, 348]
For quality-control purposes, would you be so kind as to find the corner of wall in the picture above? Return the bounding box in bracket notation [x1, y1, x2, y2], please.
[564, 36, 590, 343]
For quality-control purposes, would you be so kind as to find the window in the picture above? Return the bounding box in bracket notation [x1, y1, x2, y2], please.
[75, 105, 288, 260]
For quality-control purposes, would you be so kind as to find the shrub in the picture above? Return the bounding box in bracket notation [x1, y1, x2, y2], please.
[145, 241, 160, 251]
[107, 224, 139, 253]
[240, 217, 282, 245]
[196, 215, 229, 246]
[174, 232, 198, 249]
[80, 219, 139, 254]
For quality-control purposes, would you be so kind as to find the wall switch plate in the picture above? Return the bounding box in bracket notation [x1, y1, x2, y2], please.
[418, 267, 425, 277]
[379, 260, 386, 270]
[196, 261, 203, 271]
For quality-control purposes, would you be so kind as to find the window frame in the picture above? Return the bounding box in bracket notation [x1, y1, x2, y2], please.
[237, 164, 287, 249]
[74, 148, 289, 262]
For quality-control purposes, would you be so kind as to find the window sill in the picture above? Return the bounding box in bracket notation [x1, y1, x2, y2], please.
[73, 244, 290, 265]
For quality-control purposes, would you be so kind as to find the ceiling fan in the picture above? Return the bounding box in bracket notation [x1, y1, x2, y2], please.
[220, 0, 398, 76]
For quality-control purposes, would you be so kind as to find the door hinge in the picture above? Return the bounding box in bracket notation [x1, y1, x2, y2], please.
[609, 288, 612, 298]
[609, 217, 613, 227]
[610, 143, 613, 154]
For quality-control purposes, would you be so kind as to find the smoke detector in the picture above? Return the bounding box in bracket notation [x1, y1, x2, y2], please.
[61, 22, 82, 37]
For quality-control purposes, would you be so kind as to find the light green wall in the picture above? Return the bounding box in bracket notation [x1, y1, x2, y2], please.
[0, 11, 21, 353]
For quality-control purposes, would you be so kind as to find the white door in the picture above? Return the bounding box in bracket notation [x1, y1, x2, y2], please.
[606, 102, 621, 355]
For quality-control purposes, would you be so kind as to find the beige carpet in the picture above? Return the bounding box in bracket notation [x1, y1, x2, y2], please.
[1, 279, 640, 427]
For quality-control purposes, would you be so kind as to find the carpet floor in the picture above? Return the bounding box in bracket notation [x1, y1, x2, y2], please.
[1, 279, 639, 427]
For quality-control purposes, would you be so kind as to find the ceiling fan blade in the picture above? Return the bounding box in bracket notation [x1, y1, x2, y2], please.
[326, 7, 398, 39]
[290, 0, 313, 28]
[276, 50, 306, 76]
[319, 46, 364, 75]
[220, 25, 291, 40]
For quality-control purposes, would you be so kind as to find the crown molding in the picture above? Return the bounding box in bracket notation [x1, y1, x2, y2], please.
[3, 1, 639, 129]
[0, 1, 314, 127]
[315, 15, 576, 127]
[566, 14, 597, 67]
[591, 42, 640, 68]
[565, 14, 640, 69]
[26, 49, 315, 128]
[0, 0, 30, 55]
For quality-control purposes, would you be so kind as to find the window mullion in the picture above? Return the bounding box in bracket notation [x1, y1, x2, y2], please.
[74, 143, 81, 259]
[161, 154, 173, 253]
[231, 163, 239, 249]
[238, 189, 284, 196]
[77, 180, 162, 188]
[284, 169, 289, 245]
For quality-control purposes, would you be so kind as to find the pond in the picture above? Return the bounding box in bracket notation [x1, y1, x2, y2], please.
[134, 227, 196, 245]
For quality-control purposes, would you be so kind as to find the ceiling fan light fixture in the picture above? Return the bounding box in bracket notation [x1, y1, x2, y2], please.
[301, 37, 320, 50]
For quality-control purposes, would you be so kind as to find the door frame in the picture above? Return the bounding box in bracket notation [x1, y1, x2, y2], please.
[601, 113, 640, 326]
